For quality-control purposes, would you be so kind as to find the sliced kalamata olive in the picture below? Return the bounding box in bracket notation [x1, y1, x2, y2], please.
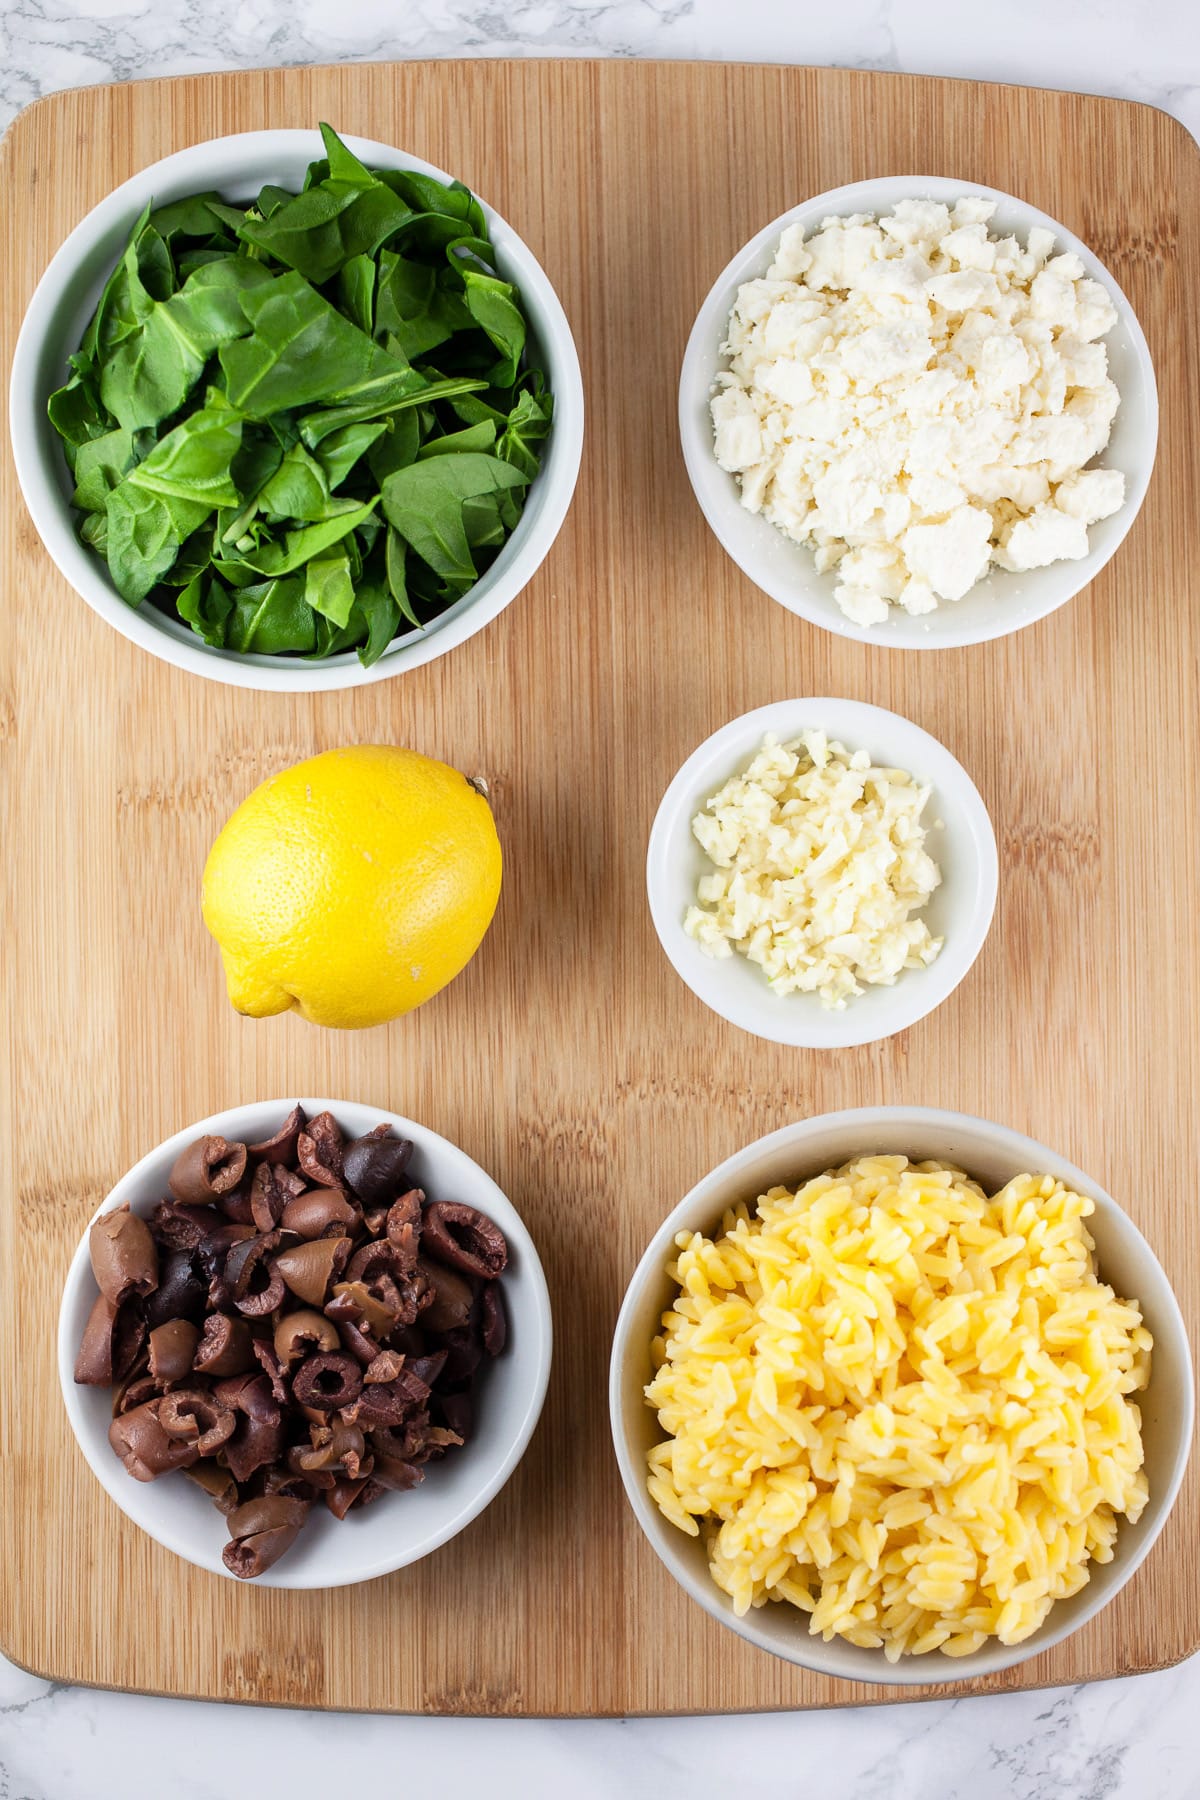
[195, 1224, 256, 1312]
[221, 1413, 284, 1484]
[226, 1494, 310, 1541]
[222, 1495, 309, 1579]
[251, 1336, 290, 1404]
[273, 1309, 340, 1367]
[235, 1272, 285, 1318]
[324, 1289, 381, 1366]
[370, 1454, 424, 1491]
[481, 1281, 507, 1357]
[341, 1382, 410, 1428]
[296, 1421, 368, 1478]
[89, 1205, 158, 1303]
[147, 1318, 201, 1387]
[193, 1313, 254, 1377]
[422, 1426, 464, 1459]
[169, 1135, 248, 1204]
[344, 1238, 404, 1285]
[296, 1113, 344, 1187]
[342, 1132, 414, 1204]
[438, 1325, 484, 1387]
[290, 1351, 362, 1412]
[324, 1475, 373, 1520]
[266, 1465, 327, 1501]
[247, 1106, 306, 1169]
[218, 1183, 256, 1226]
[407, 1350, 447, 1388]
[279, 1188, 359, 1240]
[435, 1390, 473, 1442]
[285, 1444, 337, 1489]
[273, 1236, 351, 1307]
[74, 1293, 121, 1386]
[421, 1201, 507, 1280]
[224, 1230, 289, 1317]
[364, 1350, 405, 1385]
[108, 1401, 200, 1480]
[384, 1190, 423, 1272]
[75, 1292, 146, 1387]
[112, 1371, 158, 1418]
[144, 1248, 208, 1327]
[211, 1371, 279, 1421]
[249, 1162, 307, 1233]
[328, 1279, 399, 1340]
[150, 1201, 222, 1252]
[415, 1255, 474, 1332]
[157, 1389, 235, 1455]
[185, 1460, 239, 1513]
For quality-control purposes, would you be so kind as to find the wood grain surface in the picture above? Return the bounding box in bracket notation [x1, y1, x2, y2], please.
[1, 59, 1198, 1716]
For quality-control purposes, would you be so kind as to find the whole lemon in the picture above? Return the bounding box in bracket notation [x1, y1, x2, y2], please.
[202, 745, 502, 1029]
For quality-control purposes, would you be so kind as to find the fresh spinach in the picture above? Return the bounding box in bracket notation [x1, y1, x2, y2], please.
[47, 124, 553, 665]
[381, 453, 526, 595]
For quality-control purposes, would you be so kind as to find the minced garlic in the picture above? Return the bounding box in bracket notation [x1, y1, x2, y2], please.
[684, 730, 943, 1007]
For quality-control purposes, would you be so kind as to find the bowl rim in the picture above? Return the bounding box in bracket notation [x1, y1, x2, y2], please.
[58, 1096, 554, 1589]
[678, 172, 1160, 650]
[608, 1105, 1195, 1683]
[645, 696, 999, 1048]
[10, 127, 585, 692]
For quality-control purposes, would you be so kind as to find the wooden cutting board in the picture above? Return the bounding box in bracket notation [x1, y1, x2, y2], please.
[1, 59, 1198, 1716]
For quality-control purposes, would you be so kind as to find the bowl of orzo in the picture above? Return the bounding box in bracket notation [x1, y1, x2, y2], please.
[608, 1108, 1192, 1682]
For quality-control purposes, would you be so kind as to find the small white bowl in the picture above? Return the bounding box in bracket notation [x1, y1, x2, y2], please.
[679, 176, 1158, 649]
[609, 1107, 1193, 1684]
[646, 697, 997, 1048]
[58, 1099, 553, 1589]
[11, 130, 584, 691]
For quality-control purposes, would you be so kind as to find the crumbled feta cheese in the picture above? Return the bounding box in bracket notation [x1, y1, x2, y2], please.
[995, 504, 1090, 570]
[902, 506, 993, 600]
[711, 197, 1126, 624]
[683, 731, 943, 1008]
[1053, 467, 1126, 522]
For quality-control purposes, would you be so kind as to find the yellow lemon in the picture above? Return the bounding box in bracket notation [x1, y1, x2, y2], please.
[202, 745, 502, 1029]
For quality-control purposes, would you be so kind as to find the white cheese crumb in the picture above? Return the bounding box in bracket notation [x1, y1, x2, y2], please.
[683, 731, 943, 1009]
[712, 198, 1126, 625]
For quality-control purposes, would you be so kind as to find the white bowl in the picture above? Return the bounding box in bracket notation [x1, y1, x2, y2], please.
[11, 130, 584, 691]
[679, 176, 1158, 649]
[646, 697, 997, 1048]
[58, 1098, 553, 1589]
[609, 1107, 1193, 1684]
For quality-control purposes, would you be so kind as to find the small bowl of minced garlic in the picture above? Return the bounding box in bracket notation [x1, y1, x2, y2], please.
[645, 698, 997, 1048]
[679, 177, 1158, 648]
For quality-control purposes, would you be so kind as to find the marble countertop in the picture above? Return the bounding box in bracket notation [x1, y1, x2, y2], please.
[2, 2, 1197, 1795]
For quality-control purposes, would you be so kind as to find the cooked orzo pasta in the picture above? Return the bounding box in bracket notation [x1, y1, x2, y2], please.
[645, 1156, 1151, 1660]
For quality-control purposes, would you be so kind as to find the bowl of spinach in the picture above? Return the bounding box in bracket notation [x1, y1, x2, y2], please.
[11, 125, 584, 689]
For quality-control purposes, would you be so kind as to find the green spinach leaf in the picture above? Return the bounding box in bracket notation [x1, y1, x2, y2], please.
[226, 578, 318, 654]
[381, 452, 526, 587]
[126, 394, 244, 508]
[176, 570, 234, 646]
[220, 271, 419, 417]
[104, 482, 212, 604]
[461, 269, 526, 386]
[304, 544, 356, 627]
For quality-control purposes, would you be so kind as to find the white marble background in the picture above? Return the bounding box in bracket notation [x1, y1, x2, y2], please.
[2, 2, 1198, 1794]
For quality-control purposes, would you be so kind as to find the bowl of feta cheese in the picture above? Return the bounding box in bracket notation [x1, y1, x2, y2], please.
[645, 697, 998, 1048]
[680, 178, 1157, 647]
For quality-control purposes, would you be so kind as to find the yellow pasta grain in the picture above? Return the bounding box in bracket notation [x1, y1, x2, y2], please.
[644, 1158, 1150, 1662]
